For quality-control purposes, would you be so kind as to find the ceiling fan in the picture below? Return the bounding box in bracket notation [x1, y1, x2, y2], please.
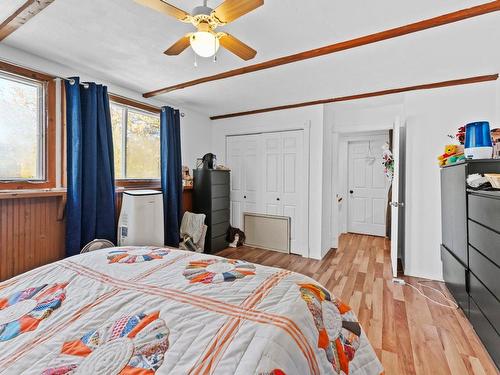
[135, 0, 263, 61]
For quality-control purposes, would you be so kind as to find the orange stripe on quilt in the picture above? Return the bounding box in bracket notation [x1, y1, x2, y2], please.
[58, 261, 320, 375]
[0, 253, 193, 370]
[189, 270, 291, 375]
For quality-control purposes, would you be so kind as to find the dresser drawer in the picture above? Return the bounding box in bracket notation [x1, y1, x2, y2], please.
[212, 197, 230, 211]
[212, 184, 229, 199]
[212, 222, 229, 238]
[469, 272, 500, 331]
[441, 245, 469, 314]
[469, 246, 500, 299]
[211, 171, 230, 186]
[468, 194, 500, 233]
[212, 209, 230, 225]
[468, 220, 500, 268]
[469, 297, 500, 367]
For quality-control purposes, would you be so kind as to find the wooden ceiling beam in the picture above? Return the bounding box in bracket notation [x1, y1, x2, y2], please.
[209, 74, 499, 120]
[143, 1, 500, 98]
[0, 0, 55, 42]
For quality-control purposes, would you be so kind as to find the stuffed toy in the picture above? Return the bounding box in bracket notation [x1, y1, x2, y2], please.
[438, 144, 465, 167]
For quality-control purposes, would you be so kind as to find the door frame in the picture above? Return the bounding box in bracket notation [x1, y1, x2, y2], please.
[331, 119, 407, 275]
[337, 131, 390, 237]
[346, 135, 390, 236]
[225, 125, 310, 257]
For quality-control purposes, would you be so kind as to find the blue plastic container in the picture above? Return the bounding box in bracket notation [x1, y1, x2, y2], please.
[464, 121, 493, 159]
[465, 121, 492, 148]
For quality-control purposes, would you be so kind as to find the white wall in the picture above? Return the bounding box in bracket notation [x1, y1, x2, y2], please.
[404, 82, 497, 280]
[0, 44, 212, 170]
[326, 81, 499, 281]
[211, 106, 328, 259]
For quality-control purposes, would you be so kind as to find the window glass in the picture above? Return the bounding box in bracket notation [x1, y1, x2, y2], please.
[110, 102, 160, 179]
[110, 104, 124, 179]
[0, 72, 44, 181]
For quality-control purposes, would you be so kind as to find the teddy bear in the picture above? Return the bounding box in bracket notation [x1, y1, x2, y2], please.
[438, 144, 465, 167]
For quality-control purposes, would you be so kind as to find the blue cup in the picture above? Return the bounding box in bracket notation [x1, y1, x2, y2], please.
[465, 121, 492, 148]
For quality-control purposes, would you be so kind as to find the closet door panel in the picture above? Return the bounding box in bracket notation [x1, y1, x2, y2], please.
[280, 131, 305, 254]
[263, 134, 283, 217]
[227, 134, 261, 229]
[243, 137, 260, 215]
[227, 137, 243, 227]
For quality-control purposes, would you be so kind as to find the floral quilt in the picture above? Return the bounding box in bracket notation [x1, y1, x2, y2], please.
[0, 247, 383, 374]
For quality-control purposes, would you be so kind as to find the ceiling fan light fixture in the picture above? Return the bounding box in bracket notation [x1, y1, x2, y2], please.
[190, 31, 220, 58]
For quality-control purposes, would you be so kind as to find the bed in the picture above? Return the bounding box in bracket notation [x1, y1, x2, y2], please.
[0, 246, 383, 375]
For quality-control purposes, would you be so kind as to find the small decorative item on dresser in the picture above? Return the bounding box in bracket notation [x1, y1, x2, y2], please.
[491, 128, 500, 159]
[437, 144, 465, 167]
[456, 126, 466, 144]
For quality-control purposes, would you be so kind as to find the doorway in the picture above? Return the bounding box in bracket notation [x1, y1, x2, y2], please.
[347, 135, 389, 237]
[333, 120, 406, 277]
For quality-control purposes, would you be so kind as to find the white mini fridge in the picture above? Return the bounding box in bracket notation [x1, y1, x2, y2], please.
[118, 190, 164, 246]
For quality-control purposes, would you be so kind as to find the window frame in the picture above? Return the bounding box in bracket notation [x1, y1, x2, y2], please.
[109, 94, 161, 189]
[0, 61, 56, 190]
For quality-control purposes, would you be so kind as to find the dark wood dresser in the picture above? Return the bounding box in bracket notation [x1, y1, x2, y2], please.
[441, 160, 500, 367]
[193, 169, 230, 253]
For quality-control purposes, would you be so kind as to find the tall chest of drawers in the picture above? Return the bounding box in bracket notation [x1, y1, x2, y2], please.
[467, 190, 500, 366]
[440, 160, 500, 367]
[193, 169, 230, 253]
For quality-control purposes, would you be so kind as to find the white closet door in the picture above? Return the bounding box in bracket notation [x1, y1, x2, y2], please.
[263, 133, 283, 216]
[226, 135, 260, 229]
[263, 131, 306, 255]
[227, 136, 244, 229]
[242, 137, 260, 215]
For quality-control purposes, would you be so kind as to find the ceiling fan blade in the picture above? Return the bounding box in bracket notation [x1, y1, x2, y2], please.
[164, 34, 192, 55]
[219, 33, 257, 60]
[212, 0, 263, 23]
[134, 0, 191, 21]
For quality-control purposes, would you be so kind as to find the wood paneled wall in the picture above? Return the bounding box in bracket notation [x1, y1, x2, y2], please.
[0, 189, 193, 281]
[0, 197, 65, 281]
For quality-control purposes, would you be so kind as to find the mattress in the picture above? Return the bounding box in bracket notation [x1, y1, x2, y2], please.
[0, 246, 383, 375]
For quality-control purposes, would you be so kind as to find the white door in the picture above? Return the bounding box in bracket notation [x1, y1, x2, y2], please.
[348, 137, 389, 236]
[226, 135, 260, 229]
[262, 130, 307, 255]
[390, 118, 406, 277]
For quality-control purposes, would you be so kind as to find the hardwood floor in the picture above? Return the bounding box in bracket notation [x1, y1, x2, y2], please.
[217, 233, 499, 375]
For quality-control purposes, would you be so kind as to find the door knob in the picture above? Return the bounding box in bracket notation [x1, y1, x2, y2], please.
[349, 190, 354, 194]
[244, 195, 247, 199]
[276, 197, 280, 201]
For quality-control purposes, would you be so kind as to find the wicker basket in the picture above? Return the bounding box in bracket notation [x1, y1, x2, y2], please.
[485, 173, 500, 189]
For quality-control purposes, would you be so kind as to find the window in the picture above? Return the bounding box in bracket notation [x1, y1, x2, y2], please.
[110, 99, 161, 181]
[0, 64, 55, 189]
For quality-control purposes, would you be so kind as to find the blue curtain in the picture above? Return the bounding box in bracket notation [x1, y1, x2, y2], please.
[65, 77, 116, 256]
[160, 106, 182, 247]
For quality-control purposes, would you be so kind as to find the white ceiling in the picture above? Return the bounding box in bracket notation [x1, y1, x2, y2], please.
[2, 0, 499, 116]
[0, 0, 25, 24]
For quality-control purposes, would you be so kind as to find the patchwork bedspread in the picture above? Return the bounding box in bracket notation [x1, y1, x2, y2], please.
[0, 247, 383, 375]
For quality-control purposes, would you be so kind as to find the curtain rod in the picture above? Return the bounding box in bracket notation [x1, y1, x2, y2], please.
[61, 77, 185, 116]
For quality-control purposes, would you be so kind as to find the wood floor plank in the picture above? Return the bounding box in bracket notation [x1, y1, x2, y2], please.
[216, 233, 498, 375]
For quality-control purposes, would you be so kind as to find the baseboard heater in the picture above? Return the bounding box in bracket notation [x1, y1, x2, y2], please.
[243, 213, 291, 254]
